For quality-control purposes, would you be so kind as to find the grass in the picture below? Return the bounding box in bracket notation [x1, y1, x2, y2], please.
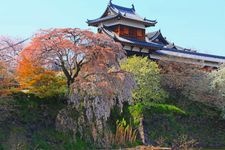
[143, 102, 186, 114]
[142, 100, 225, 148]
[1, 91, 225, 149]
[114, 99, 225, 148]
[0, 92, 92, 150]
[31, 129, 90, 150]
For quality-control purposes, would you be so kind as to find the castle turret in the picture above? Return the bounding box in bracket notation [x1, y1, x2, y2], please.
[87, 1, 156, 41]
[87, 1, 225, 68]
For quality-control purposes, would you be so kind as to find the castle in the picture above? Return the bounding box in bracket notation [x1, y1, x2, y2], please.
[87, 1, 225, 68]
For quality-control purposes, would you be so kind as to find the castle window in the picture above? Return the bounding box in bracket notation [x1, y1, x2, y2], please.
[124, 27, 129, 35]
[119, 25, 145, 40]
[114, 25, 119, 34]
[121, 25, 129, 35]
[130, 28, 136, 37]
[137, 29, 143, 37]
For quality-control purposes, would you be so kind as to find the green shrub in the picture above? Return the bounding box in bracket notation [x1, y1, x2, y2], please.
[0, 144, 3, 150]
[121, 56, 168, 103]
[128, 102, 185, 126]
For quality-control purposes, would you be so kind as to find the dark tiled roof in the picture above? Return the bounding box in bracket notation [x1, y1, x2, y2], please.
[109, 3, 156, 26]
[160, 48, 225, 61]
[146, 31, 198, 52]
[146, 31, 161, 40]
[101, 28, 225, 63]
[87, 2, 157, 27]
[110, 3, 135, 14]
[87, 15, 119, 26]
[164, 43, 185, 51]
[114, 36, 164, 49]
[146, 30, 169, 45]
[101, 27, 163, 49]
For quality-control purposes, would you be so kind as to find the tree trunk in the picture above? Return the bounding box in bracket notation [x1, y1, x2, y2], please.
[138, 117, 147, 145]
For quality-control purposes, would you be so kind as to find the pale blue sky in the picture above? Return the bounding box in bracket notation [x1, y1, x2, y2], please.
[0, 0, 225, 56]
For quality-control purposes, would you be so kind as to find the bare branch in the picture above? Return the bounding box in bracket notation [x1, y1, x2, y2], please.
[0, 37, 29, 51]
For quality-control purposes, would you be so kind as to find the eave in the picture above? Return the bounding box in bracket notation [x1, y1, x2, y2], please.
[87, 14, 157, 27]
[87, 15, 119, 27]
[101, 27, 163, 49]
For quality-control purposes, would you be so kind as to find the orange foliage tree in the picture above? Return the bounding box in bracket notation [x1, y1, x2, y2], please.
[18, 28, 124, 89]
[17, 54, 67, 97]
[17, 56, 44, 88]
